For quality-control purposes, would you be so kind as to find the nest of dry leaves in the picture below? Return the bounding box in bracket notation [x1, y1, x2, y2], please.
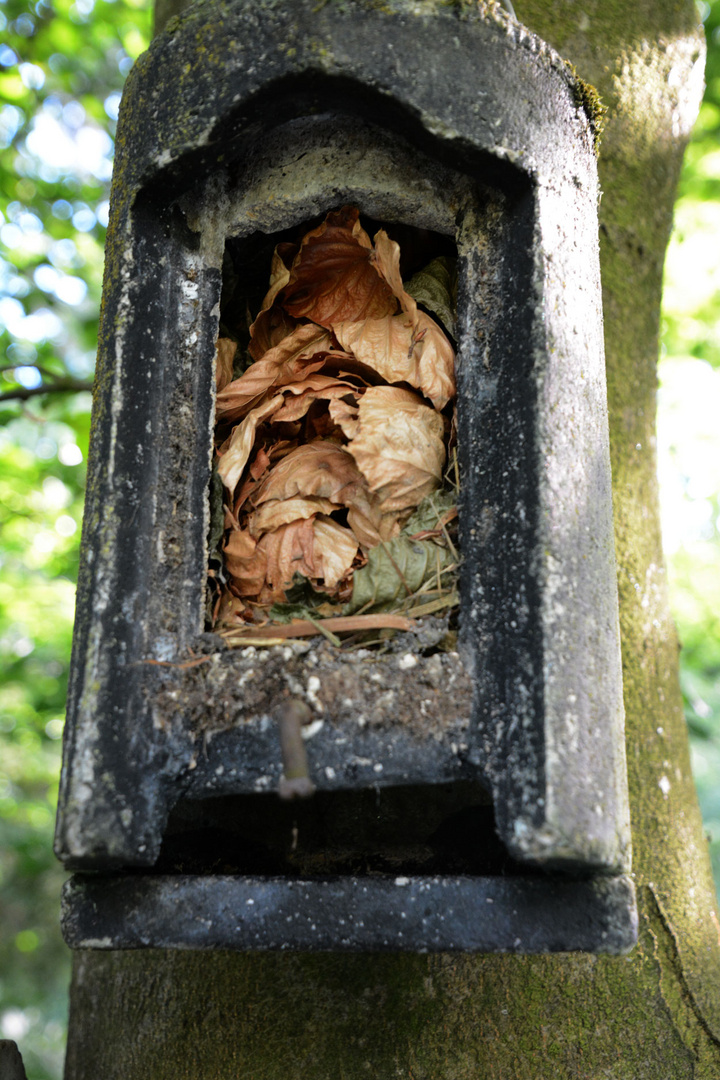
[209, 206, 459, 647]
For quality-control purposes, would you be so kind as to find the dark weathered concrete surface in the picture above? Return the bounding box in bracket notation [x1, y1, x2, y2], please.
[62, 872, 637, 954]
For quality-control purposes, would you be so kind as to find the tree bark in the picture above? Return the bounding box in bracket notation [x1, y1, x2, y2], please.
[64, 1, 720, 1076]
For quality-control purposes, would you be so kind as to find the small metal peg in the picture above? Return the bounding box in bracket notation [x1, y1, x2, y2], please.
[276, 699, 316, 800]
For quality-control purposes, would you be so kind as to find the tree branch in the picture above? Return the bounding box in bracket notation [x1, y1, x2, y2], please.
[0, 378, 94, 404]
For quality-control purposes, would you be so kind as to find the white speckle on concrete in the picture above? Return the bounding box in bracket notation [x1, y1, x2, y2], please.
[306, 674, 323, 711]
[398, 652, 418, 670]
[302, 719, 324, 740]
[395, 877, 410, 886]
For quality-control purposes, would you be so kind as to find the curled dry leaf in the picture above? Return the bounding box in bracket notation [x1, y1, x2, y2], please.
[248, 495, 337, 538]
[250, 440, 366, 507]
[216, 324, 333, 423]
[260, 242, 296, 311]
[259, 517, 318, 601]
[335, 230, 455, 410]
[334, 311, 455, 410]
[220, 374, 356, 503]
[249, 440, 392, 551]
[224, 518, 319, 603]
[281, 206, 397, 328]
[215, 338, 237, 391]
[268, 372, 358, 424]
[248, 305, 297, 363]
[371, 229, 407, 306]
[337, 386, 446, 514]
[247, 242, 298, 361]
[223, 528, 267, 597]
[328, 393, 360, 439]
[216, 394, 284, 495]
[312, 516, 360, 589]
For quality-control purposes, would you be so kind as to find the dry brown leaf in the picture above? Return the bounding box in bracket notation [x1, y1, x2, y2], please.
[334, 309, 455, 411]
[246, 243, 298, 361]
[217, 394, 284, 495]
[346, 503, 399, 548]
[214, 590, 256, 627]
[215, 338, 237, 391]
[248, 440, 393, 550]
[216, 324, 333, 423]
[258, 517, 317, 600]
[260, 242, 296, 311]
[340, 386, 446, 513]
[250, 441, 366, 507]
[232, 445, 273, 513]
[270, 375, 358, 424]
[249, 445, 272, 481]
[248, 496, 337, 538]
[248, 305, 297, 362]
[371, 230, 407, 305]
[281, 206, 397, 328]
[305, 351, 383, 388]
[333, 229, 456, 410]
[328, 393, 360, 438]
[223, 528, 267, 596]
[312, 516, 360, 588]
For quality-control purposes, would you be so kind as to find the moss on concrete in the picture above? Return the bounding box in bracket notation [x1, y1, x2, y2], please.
[563, 60, 607, 152]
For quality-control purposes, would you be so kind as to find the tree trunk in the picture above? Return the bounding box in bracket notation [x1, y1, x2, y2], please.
[64, 1, 720, 1076]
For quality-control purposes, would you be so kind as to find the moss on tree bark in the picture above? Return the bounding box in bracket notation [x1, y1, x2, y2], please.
[64, 1, 720, 1076]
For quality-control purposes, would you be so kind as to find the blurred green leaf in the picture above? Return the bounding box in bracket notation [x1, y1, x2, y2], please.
[0, 0, 150, 1075]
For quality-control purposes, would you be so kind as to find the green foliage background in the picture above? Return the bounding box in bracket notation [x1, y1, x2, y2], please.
[659, 0, 720, 907]
[0, 0, 150, 1076]
[0, 0, 717, 1076]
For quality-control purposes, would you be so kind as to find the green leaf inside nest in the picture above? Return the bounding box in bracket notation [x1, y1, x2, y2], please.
[405, 256, 458, 340]
[344, 491, 458, 615]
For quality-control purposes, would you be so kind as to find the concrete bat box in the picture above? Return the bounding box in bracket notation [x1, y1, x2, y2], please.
[56, 0, 637, 953]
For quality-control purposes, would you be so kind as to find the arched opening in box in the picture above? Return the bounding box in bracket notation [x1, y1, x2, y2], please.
[160, 207, 529, 874]
[207, 207, 462, 651]
[141, 123, 546, 869]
